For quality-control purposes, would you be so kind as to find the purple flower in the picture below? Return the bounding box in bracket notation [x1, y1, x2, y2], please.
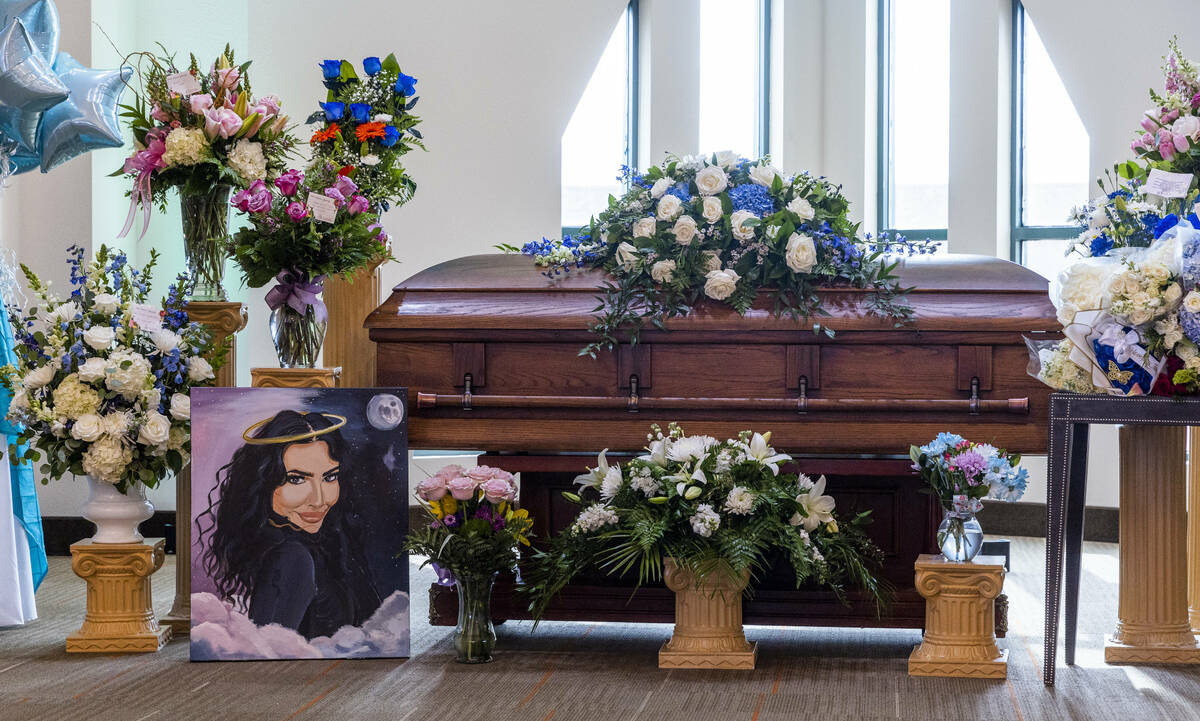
[346, 194, 369, 215]
[333, 175, 358, 197]
[274, 169, 304, 197]
[954, 450, 989, 481]
[285, 201, 309, 221]
[323, 187, 346, 207]
[241, 179, 272, 213]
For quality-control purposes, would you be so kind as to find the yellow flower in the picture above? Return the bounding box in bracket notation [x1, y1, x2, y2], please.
[506, 507, 532, 546]
[826, 519, 838, 533]
[428, 496, 457, 520]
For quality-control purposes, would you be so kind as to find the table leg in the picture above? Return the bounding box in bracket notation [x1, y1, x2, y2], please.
[1105, 425, 1200, 664]
[1044, 417, 1072, 685]
[1064, 423, 1089, 666]
[160, 465, 190, 635]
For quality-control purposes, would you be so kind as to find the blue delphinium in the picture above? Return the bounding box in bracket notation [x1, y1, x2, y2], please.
[727, 183, 774, 217]
[665, 183, 690, 202]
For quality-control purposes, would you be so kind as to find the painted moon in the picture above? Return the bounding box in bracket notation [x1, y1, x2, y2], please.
[366, 393, 405, 430]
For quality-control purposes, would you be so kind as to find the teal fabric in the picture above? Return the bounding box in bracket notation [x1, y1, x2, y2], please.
[0, 305, 46, 590]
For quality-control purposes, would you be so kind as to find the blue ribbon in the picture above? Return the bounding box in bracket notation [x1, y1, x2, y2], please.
[1092, 333, 1154, 395]
[0, 304, 45, 590]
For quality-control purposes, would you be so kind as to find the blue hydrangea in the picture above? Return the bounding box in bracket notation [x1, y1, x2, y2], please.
[727, 183, 774, 217]
[1182, 309, 1200, 346]
[665, 183, 690, 202]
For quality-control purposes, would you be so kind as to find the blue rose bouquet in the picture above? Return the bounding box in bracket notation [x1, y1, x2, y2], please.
[306, 54, 424, 211]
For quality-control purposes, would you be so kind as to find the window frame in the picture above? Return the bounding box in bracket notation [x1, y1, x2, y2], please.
[1009, 0, 1079, 264]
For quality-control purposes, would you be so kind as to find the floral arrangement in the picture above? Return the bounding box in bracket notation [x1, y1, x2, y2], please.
[516, 153, 935, 356]
[307, 55, 424, 210]
[1128, 38, 1200, 178]
[1067, 170, 1197, 258]
[117, 45, 297, 233]
[523, 423, 885, 620]
[405, 464, 533, 580]
[1, 246, 216, 492]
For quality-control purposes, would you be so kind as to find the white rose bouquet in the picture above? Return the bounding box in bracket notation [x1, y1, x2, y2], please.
[515, 152, 938, 356]
[523, 423, 885, 621]
[2, 246, 217, 492]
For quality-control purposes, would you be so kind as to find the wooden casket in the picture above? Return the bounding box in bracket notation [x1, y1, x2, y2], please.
[367, 253, 1058, 628]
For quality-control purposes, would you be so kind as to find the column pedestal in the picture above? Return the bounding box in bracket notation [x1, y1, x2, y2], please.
[658, 559, 756, 670]
[323, 259, 383, 388]
[1189, 428, 1200, 636]
[1105, 425, 1200, 664]
[66, 538, 171, 653]
[162, 301, 247, 636]
[250, 366, 341, 388]
[908, 554, 1007, 679]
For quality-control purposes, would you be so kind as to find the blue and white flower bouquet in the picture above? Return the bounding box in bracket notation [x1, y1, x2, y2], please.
[1, 246, 217, 492]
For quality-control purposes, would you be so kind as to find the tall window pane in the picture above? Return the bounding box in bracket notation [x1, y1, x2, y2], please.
[886, 0, 949, 230]
[699, 0, 760, 159]
[562, 9, 631, 228]
[1020, 12, 1088, 227]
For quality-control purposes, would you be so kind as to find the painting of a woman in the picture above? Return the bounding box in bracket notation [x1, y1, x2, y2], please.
[198, 409, 382, 639]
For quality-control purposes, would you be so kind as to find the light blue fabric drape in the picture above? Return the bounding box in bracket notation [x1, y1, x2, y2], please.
[0, 304, 46, 590]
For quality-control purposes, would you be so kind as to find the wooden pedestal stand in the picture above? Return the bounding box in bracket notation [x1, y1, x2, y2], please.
[250, 366, 341, 388]
[658, 559, 757, 670]
[161, 302, 247, 637]
[908, 554, 1007, 679]
[1105, 426, 1200, 664]
[66, 538, 171, 653]
[1189, 428, 1200, 636]
[323, 259, 383, 388]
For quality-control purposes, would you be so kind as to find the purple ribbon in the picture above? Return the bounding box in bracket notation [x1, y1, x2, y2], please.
[431, 562, 456, 587]
[264, 269, 327, 322]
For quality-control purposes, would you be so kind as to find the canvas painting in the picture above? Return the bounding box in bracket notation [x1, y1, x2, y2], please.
[189, 387, 410, 661]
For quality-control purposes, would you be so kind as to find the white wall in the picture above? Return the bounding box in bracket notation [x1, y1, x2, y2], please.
[3, 0, 1190, 515]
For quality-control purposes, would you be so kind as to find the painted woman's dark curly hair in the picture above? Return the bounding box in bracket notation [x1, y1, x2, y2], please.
[196, 410, 351, 609]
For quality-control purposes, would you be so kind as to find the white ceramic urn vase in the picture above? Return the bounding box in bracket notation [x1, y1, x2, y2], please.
[81, 477, 153, 544]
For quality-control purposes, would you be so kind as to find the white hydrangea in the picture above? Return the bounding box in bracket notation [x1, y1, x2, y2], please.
[689, 503, 721, 537]
[571, 504, 619, 535]
[104, 350, 152, 400]
[161, 127, 210, 167]
[82, 435, 133, 484]
[227, 139, 267, 181]
[51, 374, 101, 419]
[723, 487, 755, 515]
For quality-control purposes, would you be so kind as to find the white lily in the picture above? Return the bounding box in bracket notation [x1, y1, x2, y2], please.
[575, 448, 614, 490]
[740, 431, 792, 475]
[790, 475, 836, 532]
[639, 438, 670, 466]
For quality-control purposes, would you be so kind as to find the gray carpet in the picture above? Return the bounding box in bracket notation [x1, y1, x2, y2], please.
[1, 537, 1198, 721]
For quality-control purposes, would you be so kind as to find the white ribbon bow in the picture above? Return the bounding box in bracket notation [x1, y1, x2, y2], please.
[1096, 324, 1145, 365]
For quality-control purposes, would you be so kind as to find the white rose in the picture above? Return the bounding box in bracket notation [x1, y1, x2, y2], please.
[372, 113, 393, 122]
[1177, 340, 1199, 361]
[152, 329, 181, 354]
[92, 293, 120, 315]
[694, 166, 729, 196]
[651, 260, 676, 284]
[1173, 114, 1200, 140]
[1165, 283, 1183, 306]
[672, 215, 698, 245]
[1184, 290, 1200, 313]
[730, 210, 758, 241]
[657, 194, 683, 221]
[785, 232, 818, 273]
[632, 217, 657, 238]
[615, 242, 640, 272]
[137, 410, 171, 447]
[78, 357, 107, 383]
[701, 195, 724, 224]
[141, 387, 161, 410]
[83, 325, 115, 351]
[169, 393, 191, 421]
[787, 196, 815, 222]
[749, 163, 781, 187]
[713, 150, 739, 169]
[1189, 355, 1200, 371]
[187, 357, 215, 382]
[1142, 263, 1170, 283]
[650, 177, 672, 199]
[704, 268, 740, 301]
[23, 364, 56, 389]
[71, 413, 104, 442]
[703, 251, 723, 272]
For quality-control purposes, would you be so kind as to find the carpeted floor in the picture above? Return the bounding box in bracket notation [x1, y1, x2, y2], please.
[1, 536, 1198, 721]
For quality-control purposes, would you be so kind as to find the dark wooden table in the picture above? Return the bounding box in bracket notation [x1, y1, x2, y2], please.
[1044, 392, 1200, 685]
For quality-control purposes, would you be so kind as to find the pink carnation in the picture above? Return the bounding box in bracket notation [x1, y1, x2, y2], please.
[448, 476, 478, 501]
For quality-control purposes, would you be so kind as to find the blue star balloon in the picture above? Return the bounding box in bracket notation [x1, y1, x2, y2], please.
[0, 0, 56, 63]
[0, 17, 65, 111]
[0, 99, 38, 150]
[38, 51, 129, 172]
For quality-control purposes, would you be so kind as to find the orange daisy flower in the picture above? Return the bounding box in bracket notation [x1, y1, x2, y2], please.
[355, 121, 387, 141]
[310, 123, 340, 143]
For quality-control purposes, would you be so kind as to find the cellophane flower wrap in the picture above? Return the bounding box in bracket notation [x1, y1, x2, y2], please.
[307, 55, 424, 211]
[404, 464, 533, 579]
[117, 45, 298, 234]
[523, 423, 885, 622]
[517, 152, 937, 356]
[909, 433, 1027, 517]
[2, 246, 217, 492]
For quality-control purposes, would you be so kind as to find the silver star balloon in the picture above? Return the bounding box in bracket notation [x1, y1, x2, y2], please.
[38, 51, 129, 172]
[0, 99, 38, 150]
[0, 17, 66, 111]
[0, 0, 56, 63]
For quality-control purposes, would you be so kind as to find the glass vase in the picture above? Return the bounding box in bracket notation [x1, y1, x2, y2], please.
[937, 510, 984, 562]
[269, 304, 327, 368]
[180, 184, 233, 302]
[453, 571, 497, 664]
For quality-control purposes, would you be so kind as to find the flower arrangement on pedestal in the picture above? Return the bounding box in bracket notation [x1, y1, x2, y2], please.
[405, 464, 532, 664]
[524, 423, 885, 623]
[517, 153, 936, 355]
[307, 54, 424, 211]
[1, 246, 215, 542]
[117, 45, 298, 301]
[910, 433, 1027, 562]
[229, 171, 392, 368]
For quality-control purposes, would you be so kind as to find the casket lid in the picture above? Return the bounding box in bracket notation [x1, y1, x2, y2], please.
[366, 253, 1059, 337]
